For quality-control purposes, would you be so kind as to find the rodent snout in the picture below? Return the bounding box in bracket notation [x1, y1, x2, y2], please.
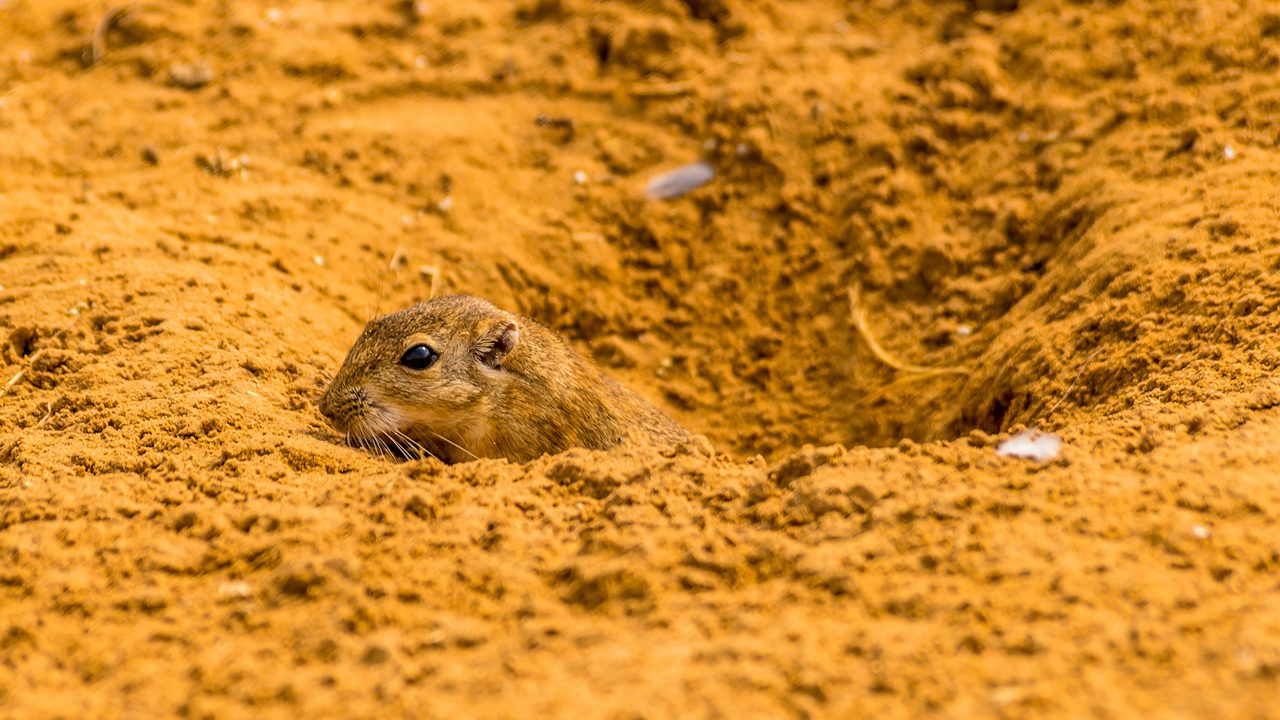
[318, 385, 368, 431]
[318, 394, 338, 422]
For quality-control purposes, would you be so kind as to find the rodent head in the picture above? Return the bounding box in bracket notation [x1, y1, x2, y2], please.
[318, 295, 520, 459]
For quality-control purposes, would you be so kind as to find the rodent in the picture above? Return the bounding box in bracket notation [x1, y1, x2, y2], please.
[318, 294, 691, 463]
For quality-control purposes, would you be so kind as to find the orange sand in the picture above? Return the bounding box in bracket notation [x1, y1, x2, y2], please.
[3, 0, 1280, 716]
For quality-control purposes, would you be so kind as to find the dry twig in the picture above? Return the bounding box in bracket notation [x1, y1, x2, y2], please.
[847, 284, 969, 377]
[85, 4, 162, 67]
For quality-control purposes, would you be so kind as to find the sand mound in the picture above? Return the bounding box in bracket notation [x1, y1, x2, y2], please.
[3, 0, 1280, 716]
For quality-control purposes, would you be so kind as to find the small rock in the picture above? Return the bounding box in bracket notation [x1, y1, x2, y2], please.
[996, 429, 1062, 462]
[168, 62, 214, 90]
[645, 161, 715, 200]
[196, 151, 250, 179]
[217, 581, 253, 598]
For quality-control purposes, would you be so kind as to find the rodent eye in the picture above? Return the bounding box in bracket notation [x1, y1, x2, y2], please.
[399, 344, 438, 370]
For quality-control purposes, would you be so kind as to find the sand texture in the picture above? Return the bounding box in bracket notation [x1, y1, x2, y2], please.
[3, 0, 1280, 717]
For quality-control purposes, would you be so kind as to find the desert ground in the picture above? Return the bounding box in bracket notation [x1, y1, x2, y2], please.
[3, 0, 1280, 717]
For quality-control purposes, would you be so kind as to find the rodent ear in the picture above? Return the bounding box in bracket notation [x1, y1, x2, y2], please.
[475, 320, 519, 369]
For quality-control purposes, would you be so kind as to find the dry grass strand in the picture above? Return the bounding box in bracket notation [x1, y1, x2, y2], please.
[847, 284, 969, 377]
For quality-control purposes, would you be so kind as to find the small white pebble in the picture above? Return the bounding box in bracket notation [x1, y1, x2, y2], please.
[400, 214, 414, 226]
[68, 307, 79, 316]
[436, 195, 454, 212]
[1017, 131, 1031, 143]
[414, 55, 428, 69]
[956, 324, 973, 337]
[265, 7, 282, 22]
[78, 278, 88, 286]
[1192, 525, 1211, 540]
[573, 170, 589, 185]
[735, 143, 750, 156]
[645, 161, 716, 200]
[1224, 145, 1237, 160]
[313, 255, 325, 266]
[996, 429, 1062, 462]
[218, 581, 252, 598]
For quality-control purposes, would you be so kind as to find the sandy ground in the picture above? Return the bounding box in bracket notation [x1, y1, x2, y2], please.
[3, 0, 1280, 716]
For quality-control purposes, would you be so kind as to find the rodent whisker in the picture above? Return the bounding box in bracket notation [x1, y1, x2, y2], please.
[351, 428, 386, 458]
[387, 427, 434, 461]
[408, 438, 434, 461]
[427, 430, 478, 462]
[350, 413, 436, 462]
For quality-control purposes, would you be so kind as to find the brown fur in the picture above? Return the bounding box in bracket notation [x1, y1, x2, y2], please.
[318, 295, 690, 463]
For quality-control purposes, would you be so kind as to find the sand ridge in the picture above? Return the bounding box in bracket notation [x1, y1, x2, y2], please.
[3, 0, 1280, 716]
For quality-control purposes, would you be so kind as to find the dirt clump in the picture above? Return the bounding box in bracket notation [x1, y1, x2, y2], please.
[3, 0, 1280, 716]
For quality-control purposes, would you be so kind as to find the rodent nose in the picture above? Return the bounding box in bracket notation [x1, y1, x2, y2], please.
[318, 386, 366, 431]
[318, 390, 339, 423]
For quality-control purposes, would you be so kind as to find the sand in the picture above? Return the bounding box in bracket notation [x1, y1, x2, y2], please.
[3, 0, 1280, 716]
